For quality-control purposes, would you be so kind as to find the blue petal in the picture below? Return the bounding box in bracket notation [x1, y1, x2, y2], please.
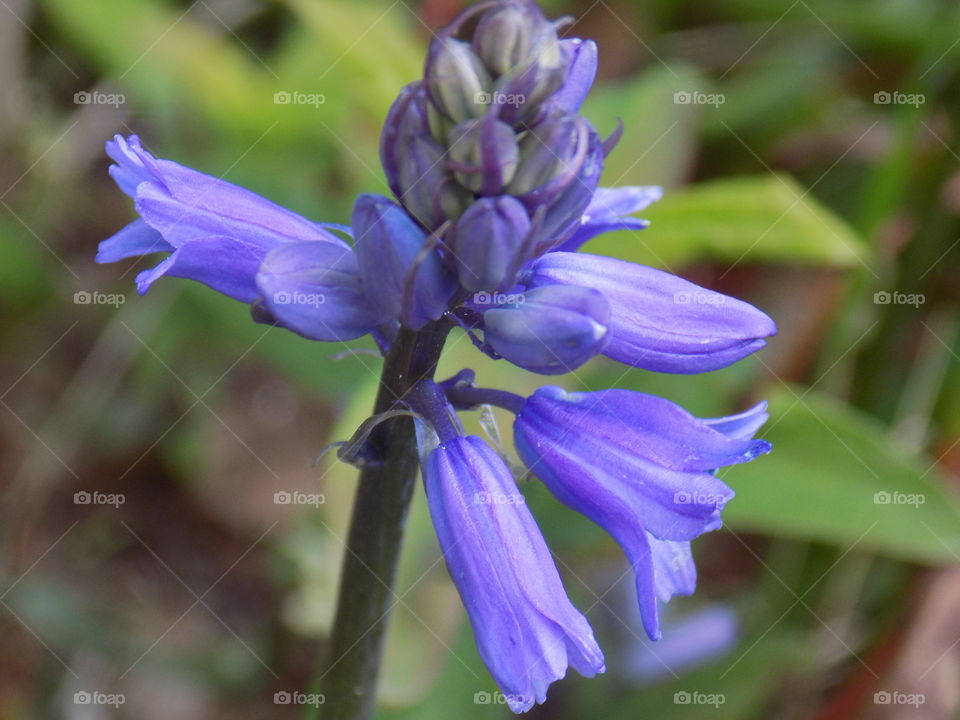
[424, 435, 605, 712]
[551, 39, 598, 113]
[255, 241, 383, 342]
[135, 236, 265, 302]
[556, 186, 663, 252]
[526, 252, 777, 373]
[96, 218, 172, 263]
[352, 194, 457, 330]
[482, 285, 610, 375]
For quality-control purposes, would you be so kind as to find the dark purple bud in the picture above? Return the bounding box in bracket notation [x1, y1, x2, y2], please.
[447, 117, 519, 195]
[472, 0, 550, 76]
[380, 82, 433, 203]
[425, 38, 492, 123]
[396, 135, 449, 231]
[450, 196, 531, 292]
[507, 113, 590, 206]
[352, 194, 458, 330]
[482, 284, 610, 374]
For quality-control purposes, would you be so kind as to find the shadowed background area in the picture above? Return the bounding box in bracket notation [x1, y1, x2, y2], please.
[1, 0, 960, 718]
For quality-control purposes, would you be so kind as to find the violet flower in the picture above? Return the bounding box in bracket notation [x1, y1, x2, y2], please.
[97, 0, 776, 713]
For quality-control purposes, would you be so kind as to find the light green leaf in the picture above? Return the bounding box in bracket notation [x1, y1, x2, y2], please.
[584, 174, 869, 269]
[723, 385, 960, 564]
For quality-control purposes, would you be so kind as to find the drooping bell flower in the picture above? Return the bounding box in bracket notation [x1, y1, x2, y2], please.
[513, 386, 770, 637]
[422, 432, 606, 712]
[97, 134, 349, 302]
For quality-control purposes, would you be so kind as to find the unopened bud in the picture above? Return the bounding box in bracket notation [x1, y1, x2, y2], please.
[426, 38, 492, 123]
[447, 118, 520, 195]
[451, 196, 531, 292]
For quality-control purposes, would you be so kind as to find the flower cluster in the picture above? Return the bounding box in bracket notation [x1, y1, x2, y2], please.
[97, 0, 775, 713]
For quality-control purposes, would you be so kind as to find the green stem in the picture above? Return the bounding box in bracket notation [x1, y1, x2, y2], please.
[317, 321, 451, 720]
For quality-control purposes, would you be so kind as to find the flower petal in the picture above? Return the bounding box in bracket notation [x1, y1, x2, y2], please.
[424, 435, 604, 711]
[95, 218, 172, 263]
[255, 241, 383, 342]
[527, 252, 777, 373]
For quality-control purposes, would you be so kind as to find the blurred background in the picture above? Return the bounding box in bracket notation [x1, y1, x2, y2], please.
[1, 0, 959, 717]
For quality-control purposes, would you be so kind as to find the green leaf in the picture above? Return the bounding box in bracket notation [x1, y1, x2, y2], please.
[584, 174, 869, 269]
[723, 385, 960, 564]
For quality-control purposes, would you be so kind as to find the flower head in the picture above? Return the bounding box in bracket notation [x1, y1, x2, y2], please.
[97, 0, 777, 711]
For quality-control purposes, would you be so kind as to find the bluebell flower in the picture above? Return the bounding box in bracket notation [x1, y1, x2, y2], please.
[512, 386, 770, 638]
[423, 433, 605, 712]
[99, 0, 778, 710]
[97, 134, 350, 303]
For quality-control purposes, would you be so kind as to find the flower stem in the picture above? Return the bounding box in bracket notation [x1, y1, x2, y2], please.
[317, 321, 451, 720]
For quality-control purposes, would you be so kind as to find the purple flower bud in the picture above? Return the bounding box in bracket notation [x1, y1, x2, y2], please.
[482, 284, 610, 374]
[447, 117, 519, 195]
[513, 386, 770, 638]
[381, 83, 434, 205]
[397, 135, 451, 231]
[528, 126, 605, 255]
[450, 196, 531, 292]
[554, 185, 662, 253]
[472, 0, 550, 76]
[425, 38, 492, 124]
[352, 194, 457, 330]
[255, 241, 384, 342]
[526, 252, 778, 373]
[423, 435, 605, 712]
[507, 113, 590, 204]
